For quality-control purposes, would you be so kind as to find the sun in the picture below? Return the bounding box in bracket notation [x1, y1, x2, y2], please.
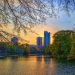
[39, 34, 44, 37]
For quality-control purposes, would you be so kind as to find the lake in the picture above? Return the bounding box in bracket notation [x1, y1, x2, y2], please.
[0, 56, 75, 75]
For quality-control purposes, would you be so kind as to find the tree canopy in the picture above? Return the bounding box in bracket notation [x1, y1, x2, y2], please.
[52, 30, 75, 60]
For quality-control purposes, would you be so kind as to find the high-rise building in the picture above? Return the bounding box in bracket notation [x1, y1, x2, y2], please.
[44, 31, 50, 47]
[37, 37, 42, 47]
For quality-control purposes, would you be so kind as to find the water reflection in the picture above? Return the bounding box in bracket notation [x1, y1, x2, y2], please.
[0, 56, 75, 75]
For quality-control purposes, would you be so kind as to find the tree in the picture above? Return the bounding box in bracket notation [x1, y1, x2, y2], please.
[0, 0, 50, 33]
[20, 43, 30, 55]
[52, 30, 75, 59]
[44, 45, 52, 55]
[67, 32, 75, 60]
[0, 0, 75, 33]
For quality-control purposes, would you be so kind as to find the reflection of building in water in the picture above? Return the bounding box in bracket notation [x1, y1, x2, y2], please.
[37, 37, 42, 48]
[36, 56, 42, 62]
[11, 37, 18, 45]
[44, 31, 50, 47]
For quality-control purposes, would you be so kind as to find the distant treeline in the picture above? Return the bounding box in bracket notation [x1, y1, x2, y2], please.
[0, 42, 30, 56]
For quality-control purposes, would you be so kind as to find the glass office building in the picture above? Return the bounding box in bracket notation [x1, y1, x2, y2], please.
[44, 31, 50, 47]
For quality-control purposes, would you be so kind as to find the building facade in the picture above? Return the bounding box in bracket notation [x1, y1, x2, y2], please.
[37, 37, 42, 47]
[44, 31, 50, 47]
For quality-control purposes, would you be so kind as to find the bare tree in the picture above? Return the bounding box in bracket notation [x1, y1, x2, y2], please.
[0, 0, 49, 33]
[0, 0, 75, 33]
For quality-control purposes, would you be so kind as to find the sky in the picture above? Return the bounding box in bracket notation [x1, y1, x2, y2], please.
[29, 10, 75, 45]
[2, 10, 75, 45]
[3, 12, 75, 45]
[1, 0, 75, 45]
[25, 10, 75, 45]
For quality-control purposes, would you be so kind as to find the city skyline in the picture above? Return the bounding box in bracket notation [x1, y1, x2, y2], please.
[1, 24, 74, 45]
[36, 31, 50, 47]
[0, 1, 75, 75]
[1, 7, 75, 45]
[0, 0, 75, 45]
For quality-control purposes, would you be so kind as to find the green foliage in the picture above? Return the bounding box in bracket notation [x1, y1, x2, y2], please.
[68, 44, 75, 60]
[51, 30, 75, 60]
[8, 45, 18, 54]
[68, 35, 75, 60]
[44, 45, 52, 55]
[20, 43, 30, 55]
[0, 42, 27, 56]
[51, 42, 59, 57]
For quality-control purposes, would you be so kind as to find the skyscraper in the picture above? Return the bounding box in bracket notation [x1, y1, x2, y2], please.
[44, 31, 50, 47]
[37, 37, 42, 47]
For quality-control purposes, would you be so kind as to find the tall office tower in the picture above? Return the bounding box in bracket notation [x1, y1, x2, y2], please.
[44, 31, 50, 47]
[37, 37, 42, 47]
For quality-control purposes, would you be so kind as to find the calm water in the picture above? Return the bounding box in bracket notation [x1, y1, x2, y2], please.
[0, 56, 75, 75]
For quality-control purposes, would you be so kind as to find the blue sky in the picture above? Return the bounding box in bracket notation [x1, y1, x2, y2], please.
[46, 10, 75, 31]
[43, 0, 75, 31]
